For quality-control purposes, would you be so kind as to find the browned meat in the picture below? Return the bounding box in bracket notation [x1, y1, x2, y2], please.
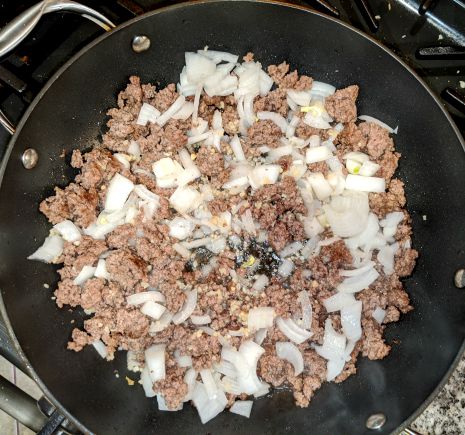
[247, 120, 283, 149]
[325, 85, 359, 123]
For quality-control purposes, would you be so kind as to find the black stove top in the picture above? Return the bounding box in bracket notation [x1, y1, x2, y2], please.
[0, 0, 463, 433]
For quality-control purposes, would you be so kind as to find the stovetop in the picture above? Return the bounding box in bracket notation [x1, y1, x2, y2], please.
[0, 0, 463, 433]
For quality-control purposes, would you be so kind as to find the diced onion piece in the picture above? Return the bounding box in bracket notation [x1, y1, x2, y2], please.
[173, 243, 191, 259]
[53, 220, 81, 242]
[168, 217, 195, 240]
[127, 350, 141, 372]
[169, 186, 202, 214]
[323, 292, 356, 312]
[373, 307, 386, 324]
[73, 265, 96, 286]
[172, 101, 195, 120]
[136, 103, 160, 126]
[315, 319, 346, 373]
[192, 381, 228, 424]
[92, 339, 107, 359]
[185, 52, 216, 84]
[247, 307, 275, 332]
[141, 300, 166, 320]
[267, 145, 293, 162]
[311, 81, 336, 98]
[240, 209, 257, 235]
[197, 49, 239, 64]
[248, 165, 280, 190]
[346, 158, 362, 175]
[230, 135, 246, 161]
[134, 184, 160, 203]
[359, 115, 397, 134]
[306, 146, 332, 164]
[278, 259, 294, 278]
[191, 314, 212, 325]
[276, 317, 312, 344]
[149, 311, 173, 334]
[254, 328, 268, 346]
[323, 191, 369, 237]
[297, 290, 312, 330]
[377, 243, 398, 275]
[114, 153, 131, 170]
[380, 211, 404, 238]
[359, 161, 380, 177]
[326, 358, 346, 382]
[230, 400, 253, 418]
[127, 291, 165, 306]
[308, 135, 321, 148]
[337, 268, 379, 293]
[28, 235, 64, 263]
[341, 301, 362, 341]
[276, 342, 304, 376]
[140, 366, 156, 397]
[127, 140, 141, 158]
[200, 368, 218, 400]
[145, 343, 166, 383]
[157, 395, 183, 411]
[153, 157, 183, 188]
[257, 111, 288, 133]
[104, 173, 134, 212]
[172, 289, 198, 324]
[94, 259, 110, 280]
[207, 237, 226, 254]
[340, 261, 375, 277]
[287, 90, 311, 107]
[307, 173, 332, 201]
[343, 151, 369, 164]
[183, 368, 197, 401]
[345, 174, 385, 193]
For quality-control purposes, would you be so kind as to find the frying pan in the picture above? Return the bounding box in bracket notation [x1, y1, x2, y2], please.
[0, 1, 464, 434]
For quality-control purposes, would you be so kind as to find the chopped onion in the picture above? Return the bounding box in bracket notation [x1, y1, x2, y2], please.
[92, 339, 107, 359]
[343, 151, 369, 163]
[149, 311, 173, 334]
[140, 366, 156, 397]
[172, 101, 195, 120]
[169, 186, 202, 214]
[341, 301, 362, 341]
[136, 102, 160, 126]
[254, 328, 268, 346]
[359, 115, 397, 134]
[168, 217, 195, 240]
[200, 368, 219, 400]
[207, 237, 227, 254]
[323, 292, 356, 312]
[326, 358, 346, 382]
[300, 236, 320, 259]
[323, 191, 369, 237]
[140, 300, 166, 320]
[380, 211, 404, 238]
[156, 95, 186, 127]
[311, 81, 336, 98]
[337, 267, 379, 293]
[73, 265, 96, 286]
[127, 291, 165, 306]
[127, 140, 141, 158]
[114, 153, 131, 170]
[157, 394, 183, 411]
[197, 49, 239, 64]
[373, 307, 386, 324]
[191, 314, 212, 325]
[276, 317, 312, 344]
[287, 90, 311, 107]
[267, 145, 293, 162]
[340, 261, 376, 277]
[192, 381, 227, 424]
[230, 135, 246, 161]
[306, 146, 333, 164]
[278, 258, 295, 278]
[183, 368, 198, 401]
[248, 164, 281, 189]
[297, 290, 312, 329]
[377, 243, 398, 275]
[308, 135, 321, 148]
[326, 156, 343, 172]
[279, 241, 304, 258]
[53, 220, 81, 242]
[230, 400, 253, 418]
[359, 161, 380, 177]
[345, 174, 385, 193]
[104, 173, 134, 212]
[185, 52, 216, 84]
[94, 258, 110, 280]
[252, 274, 269, 293]
[276, 342, 304, 376]
[307, 173, 333, 201]
[315, 318, 346, 364]
[240, 209, 257, 235]
[28, 234, 64, 263]
[173, 289, 198, 324]
[257, 111, 288, 133]
[247, 307, 275, 332]
[145, 343, 166, 383]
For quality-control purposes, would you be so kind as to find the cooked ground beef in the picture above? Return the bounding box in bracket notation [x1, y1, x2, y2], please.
[35, 55, 416, 416]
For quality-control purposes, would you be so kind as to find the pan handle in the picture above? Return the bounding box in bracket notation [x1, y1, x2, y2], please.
[0, 0, 116, 135]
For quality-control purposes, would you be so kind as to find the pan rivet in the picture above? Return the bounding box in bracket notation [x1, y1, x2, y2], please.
[454, 269, 465, 288]
[21, 148, 38, 169]
[366, 413, 386, 430]
[132, 35, 150, 53]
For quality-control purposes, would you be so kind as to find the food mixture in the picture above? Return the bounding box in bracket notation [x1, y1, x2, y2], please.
[29, 49, 418, 422]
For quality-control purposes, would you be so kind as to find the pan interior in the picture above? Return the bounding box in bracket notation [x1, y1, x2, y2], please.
[0, 2, 464, 434]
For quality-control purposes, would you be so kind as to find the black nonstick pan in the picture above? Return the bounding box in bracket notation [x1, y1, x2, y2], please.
[0, 1, 464, 434]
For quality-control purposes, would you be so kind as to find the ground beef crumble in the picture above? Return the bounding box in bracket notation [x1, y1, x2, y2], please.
[34, 56, 417, 414]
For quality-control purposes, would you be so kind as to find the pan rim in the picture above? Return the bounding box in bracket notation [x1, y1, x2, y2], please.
[0, 0, 464, 433]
